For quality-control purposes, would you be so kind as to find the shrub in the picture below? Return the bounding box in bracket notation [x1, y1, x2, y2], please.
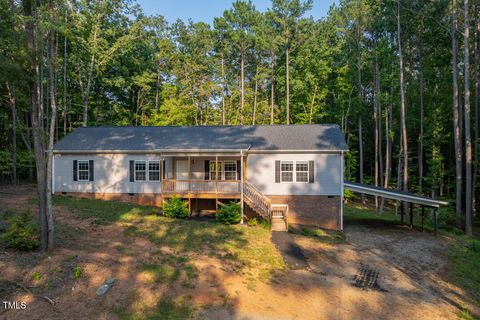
[163, 195, 190, 219]
[247, 217, 258, 227]
[0, 209, 39, 251]
[216, 202, 241, 225]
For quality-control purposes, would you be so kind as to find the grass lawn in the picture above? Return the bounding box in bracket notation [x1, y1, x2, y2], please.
[344, 202, 480, 312]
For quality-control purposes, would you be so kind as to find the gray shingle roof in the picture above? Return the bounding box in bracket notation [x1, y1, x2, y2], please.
[53, 124, 349, 152]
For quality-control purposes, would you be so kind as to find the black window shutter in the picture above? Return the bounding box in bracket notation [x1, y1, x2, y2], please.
[89, 160, 94, 181]
[275, 160, 280, 183]
[162, 160, 165, 180]
[130, 160, 135, 182]
[204, 160, 210, 180]
[73, 160, 78, 181]
[308, 160, 314, 183]
[236, 160, 241, 180]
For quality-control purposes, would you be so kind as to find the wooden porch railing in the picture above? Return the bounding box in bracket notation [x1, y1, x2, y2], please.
[162, 179, 241, 194]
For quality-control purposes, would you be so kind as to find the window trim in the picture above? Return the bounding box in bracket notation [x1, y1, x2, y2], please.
[134, 160, 162, 182]
[280, 160, 309, 183]
[280, 160, 294, 183]
[295, 160, 309, 183]
[148, 160, 161, 181]
[77, 160, 90, 182]
[224, 161, 237, 181]
[134, 160, 147, 182]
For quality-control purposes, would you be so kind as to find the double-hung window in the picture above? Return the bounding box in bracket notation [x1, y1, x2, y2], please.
[280, 161, 294, 182]
[209, 161, 222, 180]
[135, 161, 147, 181]
[78, 160, 90, 181]
[296, 161, 309, 182]
[224, 161, 237, 180]
[149, 161, 160, 181]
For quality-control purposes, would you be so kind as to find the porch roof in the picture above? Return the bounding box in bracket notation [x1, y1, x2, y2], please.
[53, 125, 349, 153]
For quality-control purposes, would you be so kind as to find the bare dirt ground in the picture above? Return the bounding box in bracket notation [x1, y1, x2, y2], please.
[0, 185, 478, 320]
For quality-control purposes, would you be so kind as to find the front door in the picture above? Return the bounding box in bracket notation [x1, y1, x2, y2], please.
[175, 160, 189, 191]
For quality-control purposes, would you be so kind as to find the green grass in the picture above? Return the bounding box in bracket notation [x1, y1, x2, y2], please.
[141, 264, 180, 284]
[31, 271, 42, 281]
[52, 195, 155, 225]
[73, 266, 83, 279]
[289, 225, 346, 244]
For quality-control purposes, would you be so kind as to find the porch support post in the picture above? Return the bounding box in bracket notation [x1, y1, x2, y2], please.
[160, 153, 164, 205]
[400, 201, 404, 224]
[188, 156, 191, 215]
[434, 207, 438, 237]
[240, 150, 244, 224]
[215, 155, 219, 207]
[421, 205, 425, 232]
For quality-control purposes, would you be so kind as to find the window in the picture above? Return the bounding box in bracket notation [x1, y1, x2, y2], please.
[209, 161, 222, 180]
[296, 161, 309, 182]
[280, 161, 294, 182]
[78, 160, 90, 181]
[135, 161, 146, 181]
[149, 161, 160, 181]
[224, 161, 237, 180]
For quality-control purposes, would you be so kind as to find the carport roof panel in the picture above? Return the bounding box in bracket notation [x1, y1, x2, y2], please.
[344, 182, 449, 208]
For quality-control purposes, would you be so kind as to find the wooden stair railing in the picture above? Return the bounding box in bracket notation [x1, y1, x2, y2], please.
[243, 182, 289, 230]
[243, 181, 272, 220]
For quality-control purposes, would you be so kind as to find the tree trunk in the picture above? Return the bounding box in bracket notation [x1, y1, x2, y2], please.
[270, 50, 275, 125]
[397, 0, 409, 198]
[46, 31, 57, 250]
[473, 4, 479, 217]
[240, 52, 245, 125]
[23, 0, 48, 251]
[452, 0, 463, 228]
[253, 64, 259, 125]
[359, 117, 364, 203]
[464, 0, 473, 236]
[374, 57, 379, 211]
[155, 62, 161, 113]
[221, 53, 226, 125]
[62, 14, 67, 135]
[419, 60, 425, 194]
[309, 85, 317, 124]
[286, 46, 290, 125]
[7, 82, 17, 185]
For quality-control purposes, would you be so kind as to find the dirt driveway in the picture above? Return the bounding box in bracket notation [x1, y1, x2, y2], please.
[0, 185, 476, 319]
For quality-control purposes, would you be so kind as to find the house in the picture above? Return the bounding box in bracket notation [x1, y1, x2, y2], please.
[52, 125, 349, 230]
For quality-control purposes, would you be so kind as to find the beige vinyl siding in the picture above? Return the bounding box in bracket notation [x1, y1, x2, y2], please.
[246, 153, 342, 196]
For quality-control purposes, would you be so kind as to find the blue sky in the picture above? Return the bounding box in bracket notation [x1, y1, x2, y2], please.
[137, 0, 337, 24]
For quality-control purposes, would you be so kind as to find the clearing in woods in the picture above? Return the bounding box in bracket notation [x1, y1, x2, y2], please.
[0, 184, 478, 320]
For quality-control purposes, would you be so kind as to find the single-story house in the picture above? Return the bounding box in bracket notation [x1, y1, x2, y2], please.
[52, 124, 349, 230]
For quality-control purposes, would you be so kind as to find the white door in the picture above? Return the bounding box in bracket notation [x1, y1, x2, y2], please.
[175, 160, 189, 191]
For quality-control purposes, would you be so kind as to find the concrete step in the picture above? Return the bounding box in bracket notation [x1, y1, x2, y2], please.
[271, 218, 287, 231]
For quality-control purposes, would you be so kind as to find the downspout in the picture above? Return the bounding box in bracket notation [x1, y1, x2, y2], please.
[240, 149, 244, 224]
[340, 151, 344, 231]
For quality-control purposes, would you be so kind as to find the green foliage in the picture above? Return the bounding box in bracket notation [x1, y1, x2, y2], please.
[142, 264, 180, 284]
[73, 266, 83, 279]
[247, 217, 258, 226]
[216, 201, 241, 225]
[162, 195, 190, 219]
[31, 272, 42, 281]
[0, 209, 39, 251]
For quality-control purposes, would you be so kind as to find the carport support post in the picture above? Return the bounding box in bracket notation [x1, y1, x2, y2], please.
[421, 206, 425, 232]
[409, 203, 413, 228]
[434, 208, 438, 237]
[400, 201, 404, 224]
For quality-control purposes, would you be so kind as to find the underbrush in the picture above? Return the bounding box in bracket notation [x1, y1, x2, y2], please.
[0, 209, 39, 250]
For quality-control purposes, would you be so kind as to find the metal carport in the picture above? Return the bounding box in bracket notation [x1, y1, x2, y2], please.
[344, 182, 449, 236]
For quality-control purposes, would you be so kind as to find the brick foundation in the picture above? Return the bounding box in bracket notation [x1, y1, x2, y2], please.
[267, 195, 342, 230]
[55, 192, 163, 207]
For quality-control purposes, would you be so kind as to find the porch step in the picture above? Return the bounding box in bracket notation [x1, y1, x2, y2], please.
[271, 218, 287, 232]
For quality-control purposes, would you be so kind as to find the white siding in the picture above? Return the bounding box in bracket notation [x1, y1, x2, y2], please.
[53, 154, 163, 194]
[246, 153, 342, 196]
